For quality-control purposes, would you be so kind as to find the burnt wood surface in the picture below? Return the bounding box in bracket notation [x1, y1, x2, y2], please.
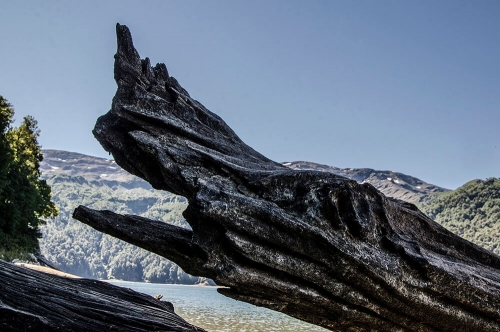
[0, 260, 205, 331]
[73, 24, 500, 331]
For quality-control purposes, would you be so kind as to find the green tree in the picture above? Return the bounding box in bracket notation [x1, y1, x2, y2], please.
[0, 96, 58, 259]
[0, 97, 14, 204]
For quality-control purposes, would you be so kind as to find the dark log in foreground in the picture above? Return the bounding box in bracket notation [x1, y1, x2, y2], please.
[74, 24, 500, 331]
[0, 260, 205, 331]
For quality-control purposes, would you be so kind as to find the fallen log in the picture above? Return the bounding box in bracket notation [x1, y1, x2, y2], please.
[74, 23, 500, 331]
[0, 260, 205, 331]
[0, 260, 204, 331]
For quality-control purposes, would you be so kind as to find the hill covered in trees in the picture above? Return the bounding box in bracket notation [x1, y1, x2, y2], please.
[38, 150, 212, 284]
[418, 178, 500, 255]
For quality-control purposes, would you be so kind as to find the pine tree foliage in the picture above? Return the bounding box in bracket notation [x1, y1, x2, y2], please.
[0, 96, 58, 259]
[0, 97, 14, 210]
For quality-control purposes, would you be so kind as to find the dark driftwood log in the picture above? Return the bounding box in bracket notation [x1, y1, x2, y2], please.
[0, 260, 205, 331]
[73, 24, 500, 331]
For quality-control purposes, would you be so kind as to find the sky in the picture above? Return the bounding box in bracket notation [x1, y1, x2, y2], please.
[0, 1, 499, 190]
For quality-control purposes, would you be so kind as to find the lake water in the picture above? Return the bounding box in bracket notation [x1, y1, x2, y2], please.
[108, 281, 329, 332]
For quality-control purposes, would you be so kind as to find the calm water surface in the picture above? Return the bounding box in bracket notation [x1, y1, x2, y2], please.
[108, 281, 329, 332]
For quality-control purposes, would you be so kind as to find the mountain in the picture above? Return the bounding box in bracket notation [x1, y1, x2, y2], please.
[282, 161, 448, 203]
[39, 149, 213, 284]
[39, 150, 497, 283]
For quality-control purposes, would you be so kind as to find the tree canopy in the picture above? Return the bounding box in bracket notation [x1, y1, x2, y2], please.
[0, 96, 58, 259]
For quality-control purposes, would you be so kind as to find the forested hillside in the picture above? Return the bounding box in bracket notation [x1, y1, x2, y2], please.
[418, 178, 500, 255]
[39, 150, 212, 284]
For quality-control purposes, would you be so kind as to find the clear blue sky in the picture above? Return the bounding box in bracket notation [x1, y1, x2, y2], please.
[1, 1, 499, 189]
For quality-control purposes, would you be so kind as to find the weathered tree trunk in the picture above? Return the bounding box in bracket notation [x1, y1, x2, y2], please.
[0, 260, 205, 331]
[74, 24, 500, 331]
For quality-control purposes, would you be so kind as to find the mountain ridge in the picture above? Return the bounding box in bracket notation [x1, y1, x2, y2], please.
[41, 149, 448, 202]
[282, 160, 448, 203]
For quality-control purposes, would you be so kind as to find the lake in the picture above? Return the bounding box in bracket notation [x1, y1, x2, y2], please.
[107, 281, 329, 332]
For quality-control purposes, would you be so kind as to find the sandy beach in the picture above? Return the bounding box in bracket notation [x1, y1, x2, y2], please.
[14, 262, 81, 279]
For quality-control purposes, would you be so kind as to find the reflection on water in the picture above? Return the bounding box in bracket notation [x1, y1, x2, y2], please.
[108, 281, 329, 332]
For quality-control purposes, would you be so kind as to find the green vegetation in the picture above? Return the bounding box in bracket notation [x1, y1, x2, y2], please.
[418, 178, 500, 255]
[0, 96, 58, 260]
